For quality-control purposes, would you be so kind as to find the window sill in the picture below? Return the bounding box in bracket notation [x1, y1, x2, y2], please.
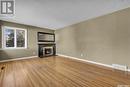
[0, 48, 28, 50]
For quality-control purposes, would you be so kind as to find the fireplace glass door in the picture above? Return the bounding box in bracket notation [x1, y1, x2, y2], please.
[43, 47, 53, 56]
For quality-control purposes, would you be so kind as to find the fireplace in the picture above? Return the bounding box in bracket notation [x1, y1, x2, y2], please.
[43, 46, 53, 56]
[38, 44, 56, 57]
[38, 32, 56, 58]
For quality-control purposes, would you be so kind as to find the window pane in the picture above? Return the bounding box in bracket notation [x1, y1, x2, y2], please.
[5, 29, 14, 47]
[16, 30, 25, 47]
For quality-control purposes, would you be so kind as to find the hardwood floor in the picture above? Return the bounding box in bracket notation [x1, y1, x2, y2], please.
[0, 56, 130, 87]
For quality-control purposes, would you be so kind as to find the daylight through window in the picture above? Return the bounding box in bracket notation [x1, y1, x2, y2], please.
[2, 26, 27, 49]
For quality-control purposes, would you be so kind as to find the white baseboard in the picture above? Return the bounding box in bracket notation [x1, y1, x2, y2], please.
[58, 54, 130, 72]
[0, 56, 38, 63]
[128, 69, 130, 72]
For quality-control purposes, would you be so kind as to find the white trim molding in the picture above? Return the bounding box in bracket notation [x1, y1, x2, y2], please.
[58, 54, 130, 72]
[0, 56, 38, 63]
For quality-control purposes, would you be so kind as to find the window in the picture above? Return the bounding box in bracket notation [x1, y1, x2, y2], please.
[2, 26, 27, 49]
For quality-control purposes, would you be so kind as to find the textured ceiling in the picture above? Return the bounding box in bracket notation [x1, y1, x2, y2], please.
[0, 0, 130, 30]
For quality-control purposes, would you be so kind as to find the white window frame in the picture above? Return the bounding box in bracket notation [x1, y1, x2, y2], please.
[2, 26, 27, 49]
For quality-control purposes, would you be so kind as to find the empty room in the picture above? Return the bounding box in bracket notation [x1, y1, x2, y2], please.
[0, 0, 130, 87]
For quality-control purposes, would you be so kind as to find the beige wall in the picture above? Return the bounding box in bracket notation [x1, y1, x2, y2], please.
[55, 8, 130, 68]
[0, 20, 54, 60]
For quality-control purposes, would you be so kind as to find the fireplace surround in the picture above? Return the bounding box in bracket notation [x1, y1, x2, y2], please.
[38, 43, 56, 57]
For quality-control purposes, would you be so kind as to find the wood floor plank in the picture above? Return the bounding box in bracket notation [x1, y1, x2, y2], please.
[0, 56, 130, 87]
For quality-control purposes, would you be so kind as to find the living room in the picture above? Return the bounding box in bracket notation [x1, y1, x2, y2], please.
[0, 0, 130, 87]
